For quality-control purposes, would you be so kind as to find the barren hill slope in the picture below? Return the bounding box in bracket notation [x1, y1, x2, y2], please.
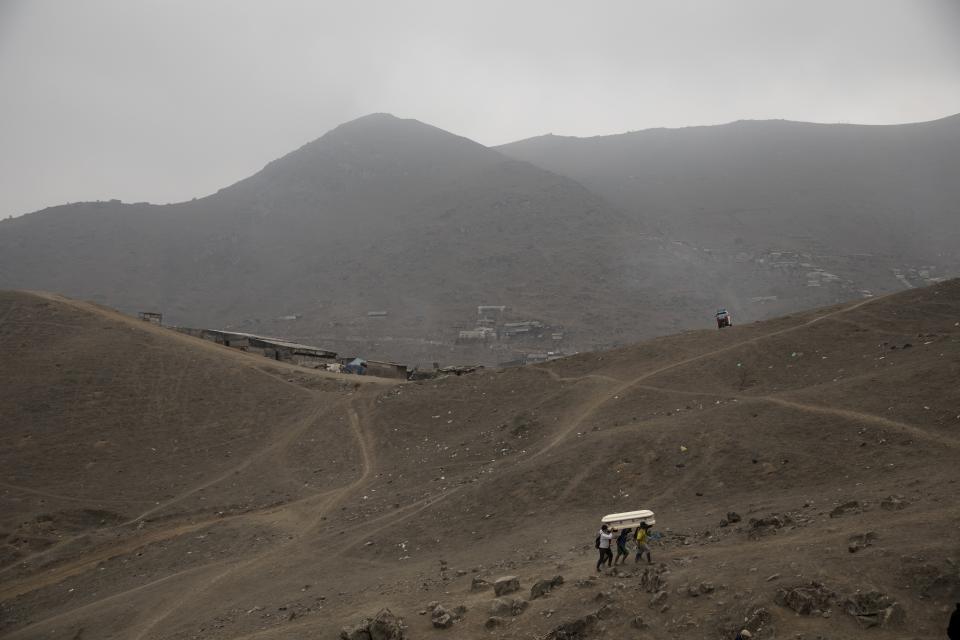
[2, 280, 959, 639]
[0, 114, 667, 366]
[4, 113, 944, 368]
[499, 114, 960, 297]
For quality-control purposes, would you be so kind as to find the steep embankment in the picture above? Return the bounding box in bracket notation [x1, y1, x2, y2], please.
[2, 280, 959, 639]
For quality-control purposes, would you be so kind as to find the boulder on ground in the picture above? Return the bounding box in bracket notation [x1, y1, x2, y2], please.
[638, 564, 669, 593]
[368, 609, 406, 640]
[829, 500, 863, 518]
[748, 513, 794, 538]
[649, 590, 668, 607]
[340, 608, 405, 640]
[774, 582, 836, 615]
[493, 575, 521, 596]
[490, 596, 528, 617]
[842, 590, 905, 627]
[531, 575, 565, 599]
[471, 575, 489, 591]
[339, 623, 372, 640]
[848, 531, 879, 553]
[544, 614, 597, 640]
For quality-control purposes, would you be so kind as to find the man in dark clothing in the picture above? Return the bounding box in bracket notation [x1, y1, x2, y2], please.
[614, 527, 632, 565]
[948, 602, 960, 640]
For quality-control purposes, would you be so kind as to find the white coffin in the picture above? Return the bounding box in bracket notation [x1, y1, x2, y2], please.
[601, 509, 656, 530]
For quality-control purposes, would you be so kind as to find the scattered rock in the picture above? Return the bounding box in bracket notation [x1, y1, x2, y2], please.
[829, 500, 863, 518]
[574, 576, 598, 588]
[544, 614, 598, 640]
[842, 590, 905, 627]
[775, 582, 836, 615]
[881, 495, 909, 511]
[531, 575, 564, 599]
[848, 531, 879, 553]
[431, 612, 453, 629]
[727, 511, 742, 523]
[490, 597, 528, 617]
[493, 575, 520, 596]
[638, 564, 669, 593]
[368, 609, 407, 640]
[340, 608, 406, 640]
[748, 513, 794, 538]
[339, 624, 372, 640]
[484, 616, 505, 629]
[650, 590, 668, 607]
[699, 582, 715, 594]
[470, 575, 489, 591]
[428, 604, 464, 629]
[595, 602, 617, 620]
[630, 615, 647, 629]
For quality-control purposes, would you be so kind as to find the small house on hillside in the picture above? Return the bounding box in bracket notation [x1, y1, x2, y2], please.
[138, 311, 163, 325]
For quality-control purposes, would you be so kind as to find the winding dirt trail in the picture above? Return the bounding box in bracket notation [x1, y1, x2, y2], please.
[532, 295, 884, 460]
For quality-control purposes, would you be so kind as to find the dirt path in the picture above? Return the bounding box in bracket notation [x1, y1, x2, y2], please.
[122, 395, 380, 640]
[757, 396, 960, 448]
[2, 389, 381, 638]
[533, 295, 884, 459]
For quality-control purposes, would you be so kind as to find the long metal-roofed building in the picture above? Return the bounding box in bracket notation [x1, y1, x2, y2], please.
[175, 328, 338, 369]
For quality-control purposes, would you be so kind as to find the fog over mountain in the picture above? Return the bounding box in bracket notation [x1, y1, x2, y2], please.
[499, 114, 960, 261]
[0, 113, 957, 366]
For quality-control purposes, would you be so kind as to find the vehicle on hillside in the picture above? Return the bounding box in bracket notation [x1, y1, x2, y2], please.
[715, 308, 732, 328]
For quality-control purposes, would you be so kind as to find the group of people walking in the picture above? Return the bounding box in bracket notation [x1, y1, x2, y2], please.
[595, 522, 653, 571]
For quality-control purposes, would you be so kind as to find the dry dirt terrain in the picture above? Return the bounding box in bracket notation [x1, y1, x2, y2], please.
[1, 282, 959, 639]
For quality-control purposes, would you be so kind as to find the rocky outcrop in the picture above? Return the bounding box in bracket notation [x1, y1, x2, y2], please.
[748, 513, 793, 538]
[493, 575, 520, 596]
[531, 575, 564, 599]
[774, 582, 836, 615]
[340, 609, 406, 640]
[490, 597, 528, 617]
[842, 590, 905, 627]
[848, 531, 879, 553]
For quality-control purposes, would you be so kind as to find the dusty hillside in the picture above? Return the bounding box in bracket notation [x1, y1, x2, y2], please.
[0, 114, 659, 366]
[499, 114, 960, 301]
[4, 114, 955, 368]
[2, 281, 958, 639]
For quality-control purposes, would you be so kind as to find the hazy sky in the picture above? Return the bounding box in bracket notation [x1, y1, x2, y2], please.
[1, 0, 958, 218]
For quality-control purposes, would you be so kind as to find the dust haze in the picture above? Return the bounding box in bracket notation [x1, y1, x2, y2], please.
[1, 0, 959, 218]
[3, 3, 960, 640]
